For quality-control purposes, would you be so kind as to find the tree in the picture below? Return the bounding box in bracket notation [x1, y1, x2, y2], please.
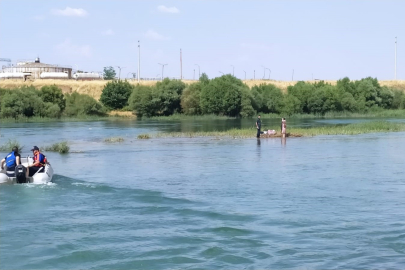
[40, 85, 66, 111]
[129, 85, 155, 117]
[103, 66, 116, 80]
[153, 79, 186, 116]
[100, 80, 133, 110]
[200, 75, 248, 117]
[65, 92, 106, 116]
[181, 82, 202, 115]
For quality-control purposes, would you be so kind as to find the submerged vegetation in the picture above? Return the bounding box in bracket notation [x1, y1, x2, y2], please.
[152, 121, 405, 139]
[137, 134, 151, 139]
[104, 137, 125, 143]
[43, 141, 70, 154]
[0, 139, 23, 152]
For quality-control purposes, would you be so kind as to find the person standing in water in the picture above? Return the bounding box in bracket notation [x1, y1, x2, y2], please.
[256, 115, 262, 138]
[281, 118, 287, 136]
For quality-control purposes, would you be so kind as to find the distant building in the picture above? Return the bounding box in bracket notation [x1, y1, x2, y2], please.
[0, 58, 72, 80]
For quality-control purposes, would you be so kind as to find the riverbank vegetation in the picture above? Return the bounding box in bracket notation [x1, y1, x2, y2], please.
[1, 77, 404, 121]
[127, 75, 404, 118]
[0, 85, 106, 119]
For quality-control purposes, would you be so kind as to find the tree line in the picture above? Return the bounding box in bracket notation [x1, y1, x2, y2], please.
[1, 75, 404, 119]
[102, 74, 405, 117]
[0, 86, 106, 118]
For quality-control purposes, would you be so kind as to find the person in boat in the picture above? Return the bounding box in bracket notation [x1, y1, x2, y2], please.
[1, 147, 21, 177]
[27, 146, 46, 177]
[256, 115, 262, 138]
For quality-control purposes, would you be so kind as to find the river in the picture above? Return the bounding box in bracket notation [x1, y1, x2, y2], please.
[1, 118, 404, 269]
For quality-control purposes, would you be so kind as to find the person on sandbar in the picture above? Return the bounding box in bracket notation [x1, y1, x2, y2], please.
[281, 118, 287, 137]
[256, 115, 262, 138]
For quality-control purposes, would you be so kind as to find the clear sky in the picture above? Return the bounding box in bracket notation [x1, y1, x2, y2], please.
[0, 0, 403, 81]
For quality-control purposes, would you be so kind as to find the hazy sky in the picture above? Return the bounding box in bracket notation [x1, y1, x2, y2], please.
[0, 0, 403, 81]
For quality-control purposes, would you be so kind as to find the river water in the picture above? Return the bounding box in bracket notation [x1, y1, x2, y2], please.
[1, 119, 404, 269]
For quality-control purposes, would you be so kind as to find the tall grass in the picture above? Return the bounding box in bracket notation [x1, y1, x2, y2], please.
[104, 137, 124, 143]
[153, 121, 405, 139]
[43, 141, 70, 154]
[0, 139, 23, 152]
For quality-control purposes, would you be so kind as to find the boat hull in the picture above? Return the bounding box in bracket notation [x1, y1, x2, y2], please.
[0, 158, 53, 184]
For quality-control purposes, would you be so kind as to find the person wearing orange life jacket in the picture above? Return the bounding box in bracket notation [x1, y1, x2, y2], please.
[27, 146, 47, 177]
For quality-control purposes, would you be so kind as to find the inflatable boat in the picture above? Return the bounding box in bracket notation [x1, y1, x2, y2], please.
[0, 156, 53, 184]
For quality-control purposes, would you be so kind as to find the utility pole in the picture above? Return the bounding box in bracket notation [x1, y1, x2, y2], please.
[116, 66, 125, 80]
[261, 65, 266, 79]
[158, 63, 168, 80]
[243, 70, 246, 80]
[195, 64, 200, 79]
[395, 37, 397, 80]
[180, 49, 182, 80]
[138, 40, 140, 82]
[266, 68, 271, 80]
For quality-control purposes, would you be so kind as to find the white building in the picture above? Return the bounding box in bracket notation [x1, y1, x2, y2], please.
[0, 58, 72, 80]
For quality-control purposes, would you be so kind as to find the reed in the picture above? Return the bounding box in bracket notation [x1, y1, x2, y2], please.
[153, 121, 405, 139]
[43, 141, 70, 154]
[137, 134, 151, 139]
[104, 137, 124, 143]
[0, 139, 23, 152]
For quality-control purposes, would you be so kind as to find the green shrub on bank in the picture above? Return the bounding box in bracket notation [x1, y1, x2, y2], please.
[40, 85, 66, 111]
[0, 86, 48, 118]
[100, 80, 133, 110]
[200, 74, 255, 117]
[64, 92, 107, 117]
[251, 84, 284, 113]
[129, 78, 185, 117]
[181, 82, 202, 115]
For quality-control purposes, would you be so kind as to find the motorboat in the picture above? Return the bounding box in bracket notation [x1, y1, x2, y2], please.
[0, 156, 53, 184]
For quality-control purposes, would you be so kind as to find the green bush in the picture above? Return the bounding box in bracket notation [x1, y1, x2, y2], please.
[392, 90, 405, 109]
[181, 83, 202, 115]
[307, 85, 339, 115]
[129, 78, 185, 117]
[153, 79, 186, 116]
[40, 85, 66, 111]
[240, 87, 256, 117]
[251, 84, 284, 114]
[287, 81, 315, 113]
[100, 80, 133, 110]
[43, 141, 70, 154]
[200, 75, 244, 116]
[64, 92, 107, 116]
[128, 85, 155, 117]
[0, 86, 44, 118]
[281, 95, 301, 116]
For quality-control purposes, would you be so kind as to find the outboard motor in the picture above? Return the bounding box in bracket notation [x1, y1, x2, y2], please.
[15, 165, 27, 184]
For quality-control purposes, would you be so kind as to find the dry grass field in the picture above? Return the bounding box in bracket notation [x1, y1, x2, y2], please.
[1, 79, 404, 100]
